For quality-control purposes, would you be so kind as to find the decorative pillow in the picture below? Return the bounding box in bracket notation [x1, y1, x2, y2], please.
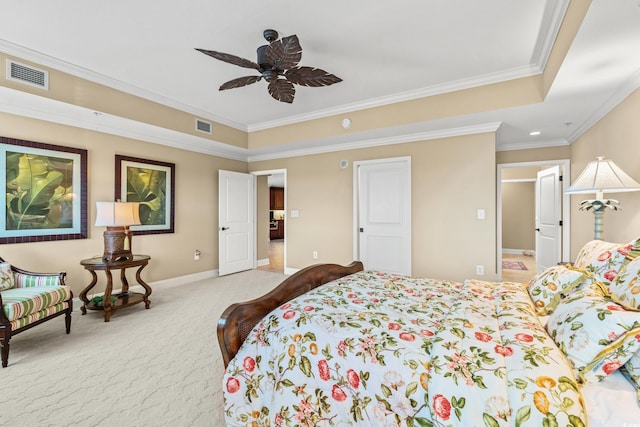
[572, 238, 640, 290]
[620, 350, 640, 396]
[546, 285, 640, 383]
[527, 264, 587, 315]
[0, 262, 14, 291]
[609, 257, 640, 311]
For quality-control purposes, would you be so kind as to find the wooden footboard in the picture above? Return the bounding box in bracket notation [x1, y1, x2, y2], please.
[217, 261, 364, 367]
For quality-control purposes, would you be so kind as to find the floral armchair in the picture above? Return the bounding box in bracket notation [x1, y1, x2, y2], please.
[0, 257, 73, 367]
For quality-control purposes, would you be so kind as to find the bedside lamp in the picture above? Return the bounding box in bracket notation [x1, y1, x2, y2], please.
[566, 156, 640, 240]
[95, 201, 141, 262]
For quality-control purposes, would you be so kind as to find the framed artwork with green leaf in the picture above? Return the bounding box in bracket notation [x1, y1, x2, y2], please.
[115, 155, 175, 235]
[1, 136, 88, 244]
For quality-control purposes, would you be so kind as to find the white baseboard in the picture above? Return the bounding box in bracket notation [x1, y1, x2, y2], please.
[502, 248, 534, 255]
[257, 258, 269, 267]
[284, 267, 299, 275]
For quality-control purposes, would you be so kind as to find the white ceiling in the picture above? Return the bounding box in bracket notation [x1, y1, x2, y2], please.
[1, 0, 640, 158]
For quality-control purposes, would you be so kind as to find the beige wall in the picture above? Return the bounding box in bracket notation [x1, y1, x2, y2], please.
[251, 132, 497, 281]
[501, 182, 535, 250]
[0, 52, 247, 148]
[0, 112, 247, 296]
[568, 87, 640, 258]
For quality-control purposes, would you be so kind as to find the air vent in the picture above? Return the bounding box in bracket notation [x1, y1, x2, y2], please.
[6, 60, 49, 90]
[195, 119, 212, 134]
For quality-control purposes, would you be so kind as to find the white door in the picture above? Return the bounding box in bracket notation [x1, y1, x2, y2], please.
[355, 158, 411, 276]
[535, 166, 562, 272]
[219, 170, 255, 276]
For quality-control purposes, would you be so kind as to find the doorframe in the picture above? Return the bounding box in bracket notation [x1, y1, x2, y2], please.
[352, 156, 412, 274]
[252, 168, 287, 272]
[496, 159, 571, 280]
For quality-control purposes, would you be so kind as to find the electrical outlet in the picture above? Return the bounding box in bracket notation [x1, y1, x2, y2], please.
[312, 251, 318, 259]
[476, 265, 484, 275]
[194, 249, 201, 261]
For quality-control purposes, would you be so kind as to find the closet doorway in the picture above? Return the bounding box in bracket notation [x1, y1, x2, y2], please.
[497, 160, 571, 281]
[254, 169, 286, 273]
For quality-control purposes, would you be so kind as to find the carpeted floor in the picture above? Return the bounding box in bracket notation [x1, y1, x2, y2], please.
[0, 269, 287, 427]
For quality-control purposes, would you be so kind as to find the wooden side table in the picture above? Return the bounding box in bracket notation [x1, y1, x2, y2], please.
[79, 254, 152, 322]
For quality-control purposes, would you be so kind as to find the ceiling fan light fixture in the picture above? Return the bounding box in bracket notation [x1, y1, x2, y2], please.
[196, 29, 342, 103]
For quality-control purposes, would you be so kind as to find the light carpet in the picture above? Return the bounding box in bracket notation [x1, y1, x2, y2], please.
[0, 269, 287, 427]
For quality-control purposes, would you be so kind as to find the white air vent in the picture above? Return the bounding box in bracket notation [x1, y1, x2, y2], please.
[195, 119, 212, 134]
[6, 60, 49, 90]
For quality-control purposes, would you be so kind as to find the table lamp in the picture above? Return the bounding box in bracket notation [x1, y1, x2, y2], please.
[95, 201, 141, 261]
[565, 156, 640, 240]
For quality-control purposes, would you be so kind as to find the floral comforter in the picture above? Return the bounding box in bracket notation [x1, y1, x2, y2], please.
[223, 271, 586, 426]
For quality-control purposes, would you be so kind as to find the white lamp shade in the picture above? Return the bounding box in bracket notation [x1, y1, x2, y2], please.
[566, 157, 640, 195]
[95, 201, 141, 226]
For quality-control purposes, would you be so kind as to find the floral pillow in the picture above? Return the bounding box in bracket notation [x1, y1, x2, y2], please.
[0, 262, 14, 291]
[620, 350, 640, 395]
[546, 284, 640, 383]
[609, 257, 640, 311]
[527, 265, 587, 315]
[573, 238, 640, 290]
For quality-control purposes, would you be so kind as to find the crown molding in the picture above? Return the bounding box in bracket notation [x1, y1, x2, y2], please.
[2, 0, 567, 138]
[0, 87, 249, 161]
[565, 66, 640, 144]
[247, 123, 502, 162]
[0, 39, 248, 132]
[497, 138, 570, 152]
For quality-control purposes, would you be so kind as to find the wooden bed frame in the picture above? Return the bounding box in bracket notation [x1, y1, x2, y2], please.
[217, 261, 364, 367]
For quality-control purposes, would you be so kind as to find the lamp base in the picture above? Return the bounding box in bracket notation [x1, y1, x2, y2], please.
[103, 226, 134, 262]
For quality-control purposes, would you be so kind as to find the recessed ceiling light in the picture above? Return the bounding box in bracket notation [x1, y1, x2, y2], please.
[529, 131, 541, 136]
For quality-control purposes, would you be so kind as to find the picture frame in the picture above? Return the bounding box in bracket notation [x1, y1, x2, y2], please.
[1, 136, 88, 244]
[115, 155, 175, 235]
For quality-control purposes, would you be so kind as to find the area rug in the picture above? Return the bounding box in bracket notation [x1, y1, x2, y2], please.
[502, 260, 528, 270]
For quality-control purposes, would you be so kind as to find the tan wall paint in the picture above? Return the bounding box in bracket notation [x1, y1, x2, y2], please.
[502, 182, 536, 250]
[249, 76, 543, 149]
[496, 145, 571, 164]
[0, 112, 247, 296]
[250, 132, 496, 281]
[568, 88, 640, 257]
[0, 52, 247, 148]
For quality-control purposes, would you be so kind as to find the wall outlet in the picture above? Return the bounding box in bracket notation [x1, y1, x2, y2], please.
[476, 265, 484, 275]
[194, 249, 201, 261]
[312, 250, 318, 259]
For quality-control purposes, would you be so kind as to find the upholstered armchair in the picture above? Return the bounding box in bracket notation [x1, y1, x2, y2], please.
[0, 257, 73, 367]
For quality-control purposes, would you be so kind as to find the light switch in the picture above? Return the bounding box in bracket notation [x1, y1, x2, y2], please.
[290, 209, 299, 218]
[477, 209, 485, 220]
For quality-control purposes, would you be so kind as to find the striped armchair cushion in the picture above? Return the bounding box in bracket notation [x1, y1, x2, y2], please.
[2, 286, 72, 322]
[14, 272, 61, 288]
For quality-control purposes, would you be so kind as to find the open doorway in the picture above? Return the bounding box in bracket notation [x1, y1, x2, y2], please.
[497, 160, 571, 281]
[253, 169, 286, 273]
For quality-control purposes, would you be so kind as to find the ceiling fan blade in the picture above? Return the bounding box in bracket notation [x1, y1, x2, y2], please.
[195, 48, 261, 71]
[268, 78, 295, 103]
[265, 35, 302, 70]
[284, 66, 342, 87]
[219, 75, 262, 91]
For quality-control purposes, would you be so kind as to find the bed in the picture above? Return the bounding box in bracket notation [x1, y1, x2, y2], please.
[219, 238, 640, 427]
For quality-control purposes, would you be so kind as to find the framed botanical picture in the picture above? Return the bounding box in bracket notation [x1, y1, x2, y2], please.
[1, 136, 88, 244]
[115, 155, 175, 235]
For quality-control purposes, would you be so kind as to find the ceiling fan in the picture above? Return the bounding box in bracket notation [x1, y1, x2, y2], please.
[196, 29, 342, 104]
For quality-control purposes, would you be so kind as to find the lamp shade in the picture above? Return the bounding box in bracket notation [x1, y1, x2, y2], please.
[566, 157, 640, 195]
[95, 202, 141, 226]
